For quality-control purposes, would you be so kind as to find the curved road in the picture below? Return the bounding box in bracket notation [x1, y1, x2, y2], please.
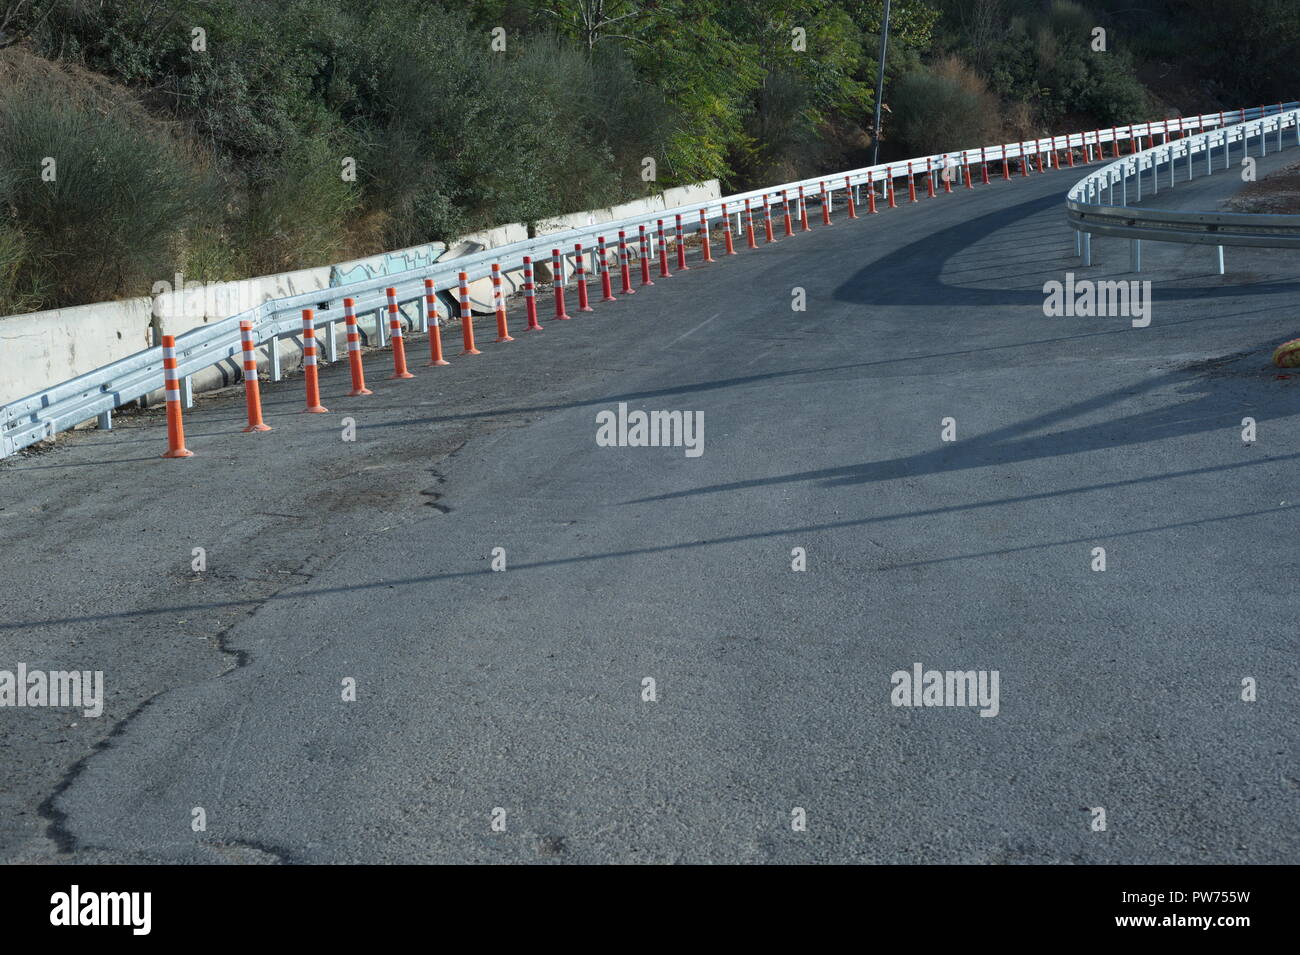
[2, 151, 1297, 863]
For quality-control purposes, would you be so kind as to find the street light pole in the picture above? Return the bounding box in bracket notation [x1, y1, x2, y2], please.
[870, 0, 891, 167]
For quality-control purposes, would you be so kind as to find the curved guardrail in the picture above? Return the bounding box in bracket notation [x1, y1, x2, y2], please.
[2, 103, 1295, 458]
[1067, 104, 1300, 271]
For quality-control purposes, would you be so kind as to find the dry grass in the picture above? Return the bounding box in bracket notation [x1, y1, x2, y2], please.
[1226, 159, 1300, 215]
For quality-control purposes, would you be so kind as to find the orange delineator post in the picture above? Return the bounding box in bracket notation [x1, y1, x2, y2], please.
[638, 227, 655, 285]
[301, 308, 330, 411]
[1002, 148, 1011, 180]
[820, 181, 833, 223]
[459, 271, 484, 349]
[887, 170, 898, 207]
[674, 215, 690, 270]
[490, 263, 514, 341]
[743, 199, 757, 249]
[617, 233, 636, 293]
[867, 171, 879, 213]
[552, 249, 574, 318]
[763, 194, 777, 241]
[385, 288, 414, 379]
[720, 203, 737, 255]
[907, 162, 918, 201]
[597, 236, 618, 301]
[656, 220, 672, 277]
[845, 176, 857, 217]
[343, 298, 373, 393]
[239, 320, 271, 431]
[522, 256, 545, 328]
[698, 211, 714, 262]
[798, 185, 812, 229]
[781, 191, 795, 235]
[980, 147, 991, 184]
[160, 335, 193, 458]
[574, 243, 594, 311]
[424, 280, 450, 362]
[926, 159, 937, 197]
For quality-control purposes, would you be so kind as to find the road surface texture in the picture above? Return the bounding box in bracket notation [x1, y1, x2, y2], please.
[2, 149, 1296, 864]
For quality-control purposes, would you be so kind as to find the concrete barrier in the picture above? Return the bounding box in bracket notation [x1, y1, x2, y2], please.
[0, 297, 154, 407]
[0, 180, 722, 410]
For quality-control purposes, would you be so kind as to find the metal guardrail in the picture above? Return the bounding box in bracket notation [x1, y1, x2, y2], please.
[2, 103, 1293, 458]
[1066, 103, 1300, 271]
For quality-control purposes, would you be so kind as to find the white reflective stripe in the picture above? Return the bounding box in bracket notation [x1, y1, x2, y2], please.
[243, 366, 257, 381]
[347, 339, 360, 352]
[524, 287, 534, 297]
[163, 346, 176, 360]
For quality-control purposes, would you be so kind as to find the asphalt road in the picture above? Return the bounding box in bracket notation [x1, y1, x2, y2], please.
[2, 150, 1297, 863]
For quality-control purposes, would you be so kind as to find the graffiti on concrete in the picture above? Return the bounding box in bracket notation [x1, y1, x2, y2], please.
[330, 243, 447, 287]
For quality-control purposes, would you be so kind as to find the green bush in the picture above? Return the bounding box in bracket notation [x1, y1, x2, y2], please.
[0, 85, 212, 306]
[238, 133, 359, 275]
[889, 58, 1002, 157]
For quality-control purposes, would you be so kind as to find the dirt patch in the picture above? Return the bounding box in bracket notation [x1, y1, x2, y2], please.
[1225, 159, 1300, 214]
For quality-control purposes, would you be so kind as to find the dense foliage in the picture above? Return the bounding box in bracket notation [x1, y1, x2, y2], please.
[0, 0, 1295, 310]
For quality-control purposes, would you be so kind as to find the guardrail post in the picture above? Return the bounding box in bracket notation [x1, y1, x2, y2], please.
[182, 375, 194, 409]
[97, 410, 112, 431]
[1130, 239, 1141, 273]
[324, 305, 340, 362]
[373, 306, 387, 348]
[1082, 232, 1091, 267]
[269, 335, 282, 381]
[1215, 245, 1225, 275]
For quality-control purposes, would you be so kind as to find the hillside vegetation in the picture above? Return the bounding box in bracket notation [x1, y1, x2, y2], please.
[0, 0, 1296, 314]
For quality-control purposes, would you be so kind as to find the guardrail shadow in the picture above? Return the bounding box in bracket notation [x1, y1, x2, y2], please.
[624, 346, 1294, 505]
[831, 189, 1300, 309]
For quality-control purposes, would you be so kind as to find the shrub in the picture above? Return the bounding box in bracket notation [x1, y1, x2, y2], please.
[889, 56, 1002, 157]
[0, 84, 212, 306]
[237, 133, 359, 276]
